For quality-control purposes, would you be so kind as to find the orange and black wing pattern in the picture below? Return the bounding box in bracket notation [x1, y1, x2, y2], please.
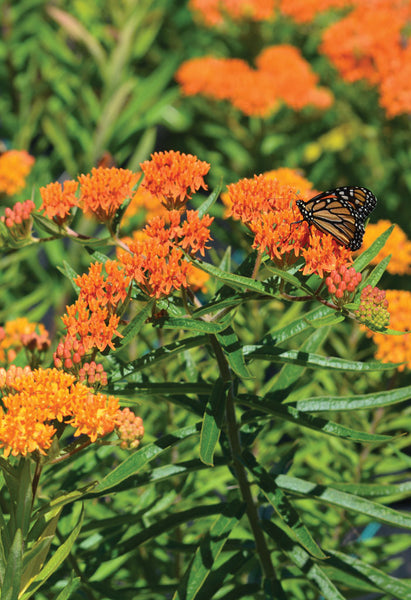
[296, 186, 377, 251]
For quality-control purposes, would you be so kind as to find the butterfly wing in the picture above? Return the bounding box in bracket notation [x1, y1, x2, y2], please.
[296, 186, 377, 251]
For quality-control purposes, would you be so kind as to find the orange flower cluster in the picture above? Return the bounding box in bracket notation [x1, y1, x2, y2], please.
[225, 169, 352, 277]
[369, 290, 411, 370]
[279, 0, 352, 23]
[61, 260, 130, 356]
[78, 167, 139, 223]
[40, 168, 139, 225]
[189, 0, 276, 25]
[361, 220, 411, 275]
[0, 318, 51, 365]
[40, 179, 79, 223]
[119, 210, 213, 298]
[140, 151, 210, 210]
[176, 45, 333, 117]
[0, 367, 121, 457]
[321, 1, 411, 117]
[0, 150, 35, 196]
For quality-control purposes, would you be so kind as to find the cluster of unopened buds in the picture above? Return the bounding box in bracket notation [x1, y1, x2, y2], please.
[115, 407, 144, 449]
[53, 336, 86, 370]
[78, 361, 108, 388]
[325, 265, 362, 305]
[354, 285, 390, 330]
[1, 200, 35, 240]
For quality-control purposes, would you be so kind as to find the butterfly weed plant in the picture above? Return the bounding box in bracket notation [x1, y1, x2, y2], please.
[0, 151, 410, 600]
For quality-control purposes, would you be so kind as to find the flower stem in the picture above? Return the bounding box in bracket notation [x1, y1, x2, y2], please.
[208, 334, 276, 581]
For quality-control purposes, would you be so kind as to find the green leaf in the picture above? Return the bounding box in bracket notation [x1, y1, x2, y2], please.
[57, 260, 80, 293]
[239, 395, 391, 443]
[198, 184, 221, 218]
[20, 508, 62, 595]
[189, 258, 278, 296]
[305, 312, 345, 328]
[275, 474, 411, 529]
[243, 345, 399, 371]
[154, 315, 230, 334]
[263, 521, 347, 600]
[20, 505, 84, 600]
[1, 529, 23, 600]
[200, 378, 227, 466]
[92, 423, 201, 493]
[295, 383, 411, 412]
[353, 225, 394, 271]
[242, 452, 326, 560]
[116, 299, 155, 349]
[215, 326, 251, 378]
[327, 549, 411, 598]
[360, 254, 391, 290]
[116, 334, 209, 376]
[173, 500, 245, 600]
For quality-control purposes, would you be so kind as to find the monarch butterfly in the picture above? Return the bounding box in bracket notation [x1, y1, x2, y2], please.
[295, 186, 377, 251]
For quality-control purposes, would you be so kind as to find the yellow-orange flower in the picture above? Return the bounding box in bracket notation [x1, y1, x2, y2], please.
[0, 150, 35, 196]
[189, 0, 276, 26]
[0, 367, 122, 456]
[361, 220, 411, 275]
[40, 179, 79, 222]
[78, 167, 139, 223]
[369, 290, 411, 371]
[140, 151, 210, 210]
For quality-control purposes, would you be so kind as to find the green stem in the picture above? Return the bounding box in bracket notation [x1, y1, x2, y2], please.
[208, 334, 276, 581]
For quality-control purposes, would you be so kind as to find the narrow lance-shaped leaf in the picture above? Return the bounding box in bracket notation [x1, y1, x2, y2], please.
[200, 378, 228, 466]
[173, 500, 245, 600]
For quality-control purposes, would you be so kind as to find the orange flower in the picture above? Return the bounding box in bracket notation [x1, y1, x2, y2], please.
[124, 178, 169, 225]
[279, 0, 352, 23]
[321, 3, 408, 85]
[0, 150, 35, 196]
[78, 167, 139, 223]
[118, 207, 213, 299]
[189, 0, 276, 25]
[0, 318, 50, 365]
[225, 171, 353, 276]
[0, 367, 122, 456]
[361, 220, 411, 275]
[75, 260, 131, 313]
[256, 45, 333, 111]
[377, 45, 411, 118]
[140, 151, 210, 210]
[176, 47, 333, 117]
[368, 290, 411, 371]
[62, 298, 122, 353]
[40, 179, 79, 222]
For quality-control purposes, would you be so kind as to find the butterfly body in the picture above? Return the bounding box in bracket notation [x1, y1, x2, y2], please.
[296, 186, 377, 251]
